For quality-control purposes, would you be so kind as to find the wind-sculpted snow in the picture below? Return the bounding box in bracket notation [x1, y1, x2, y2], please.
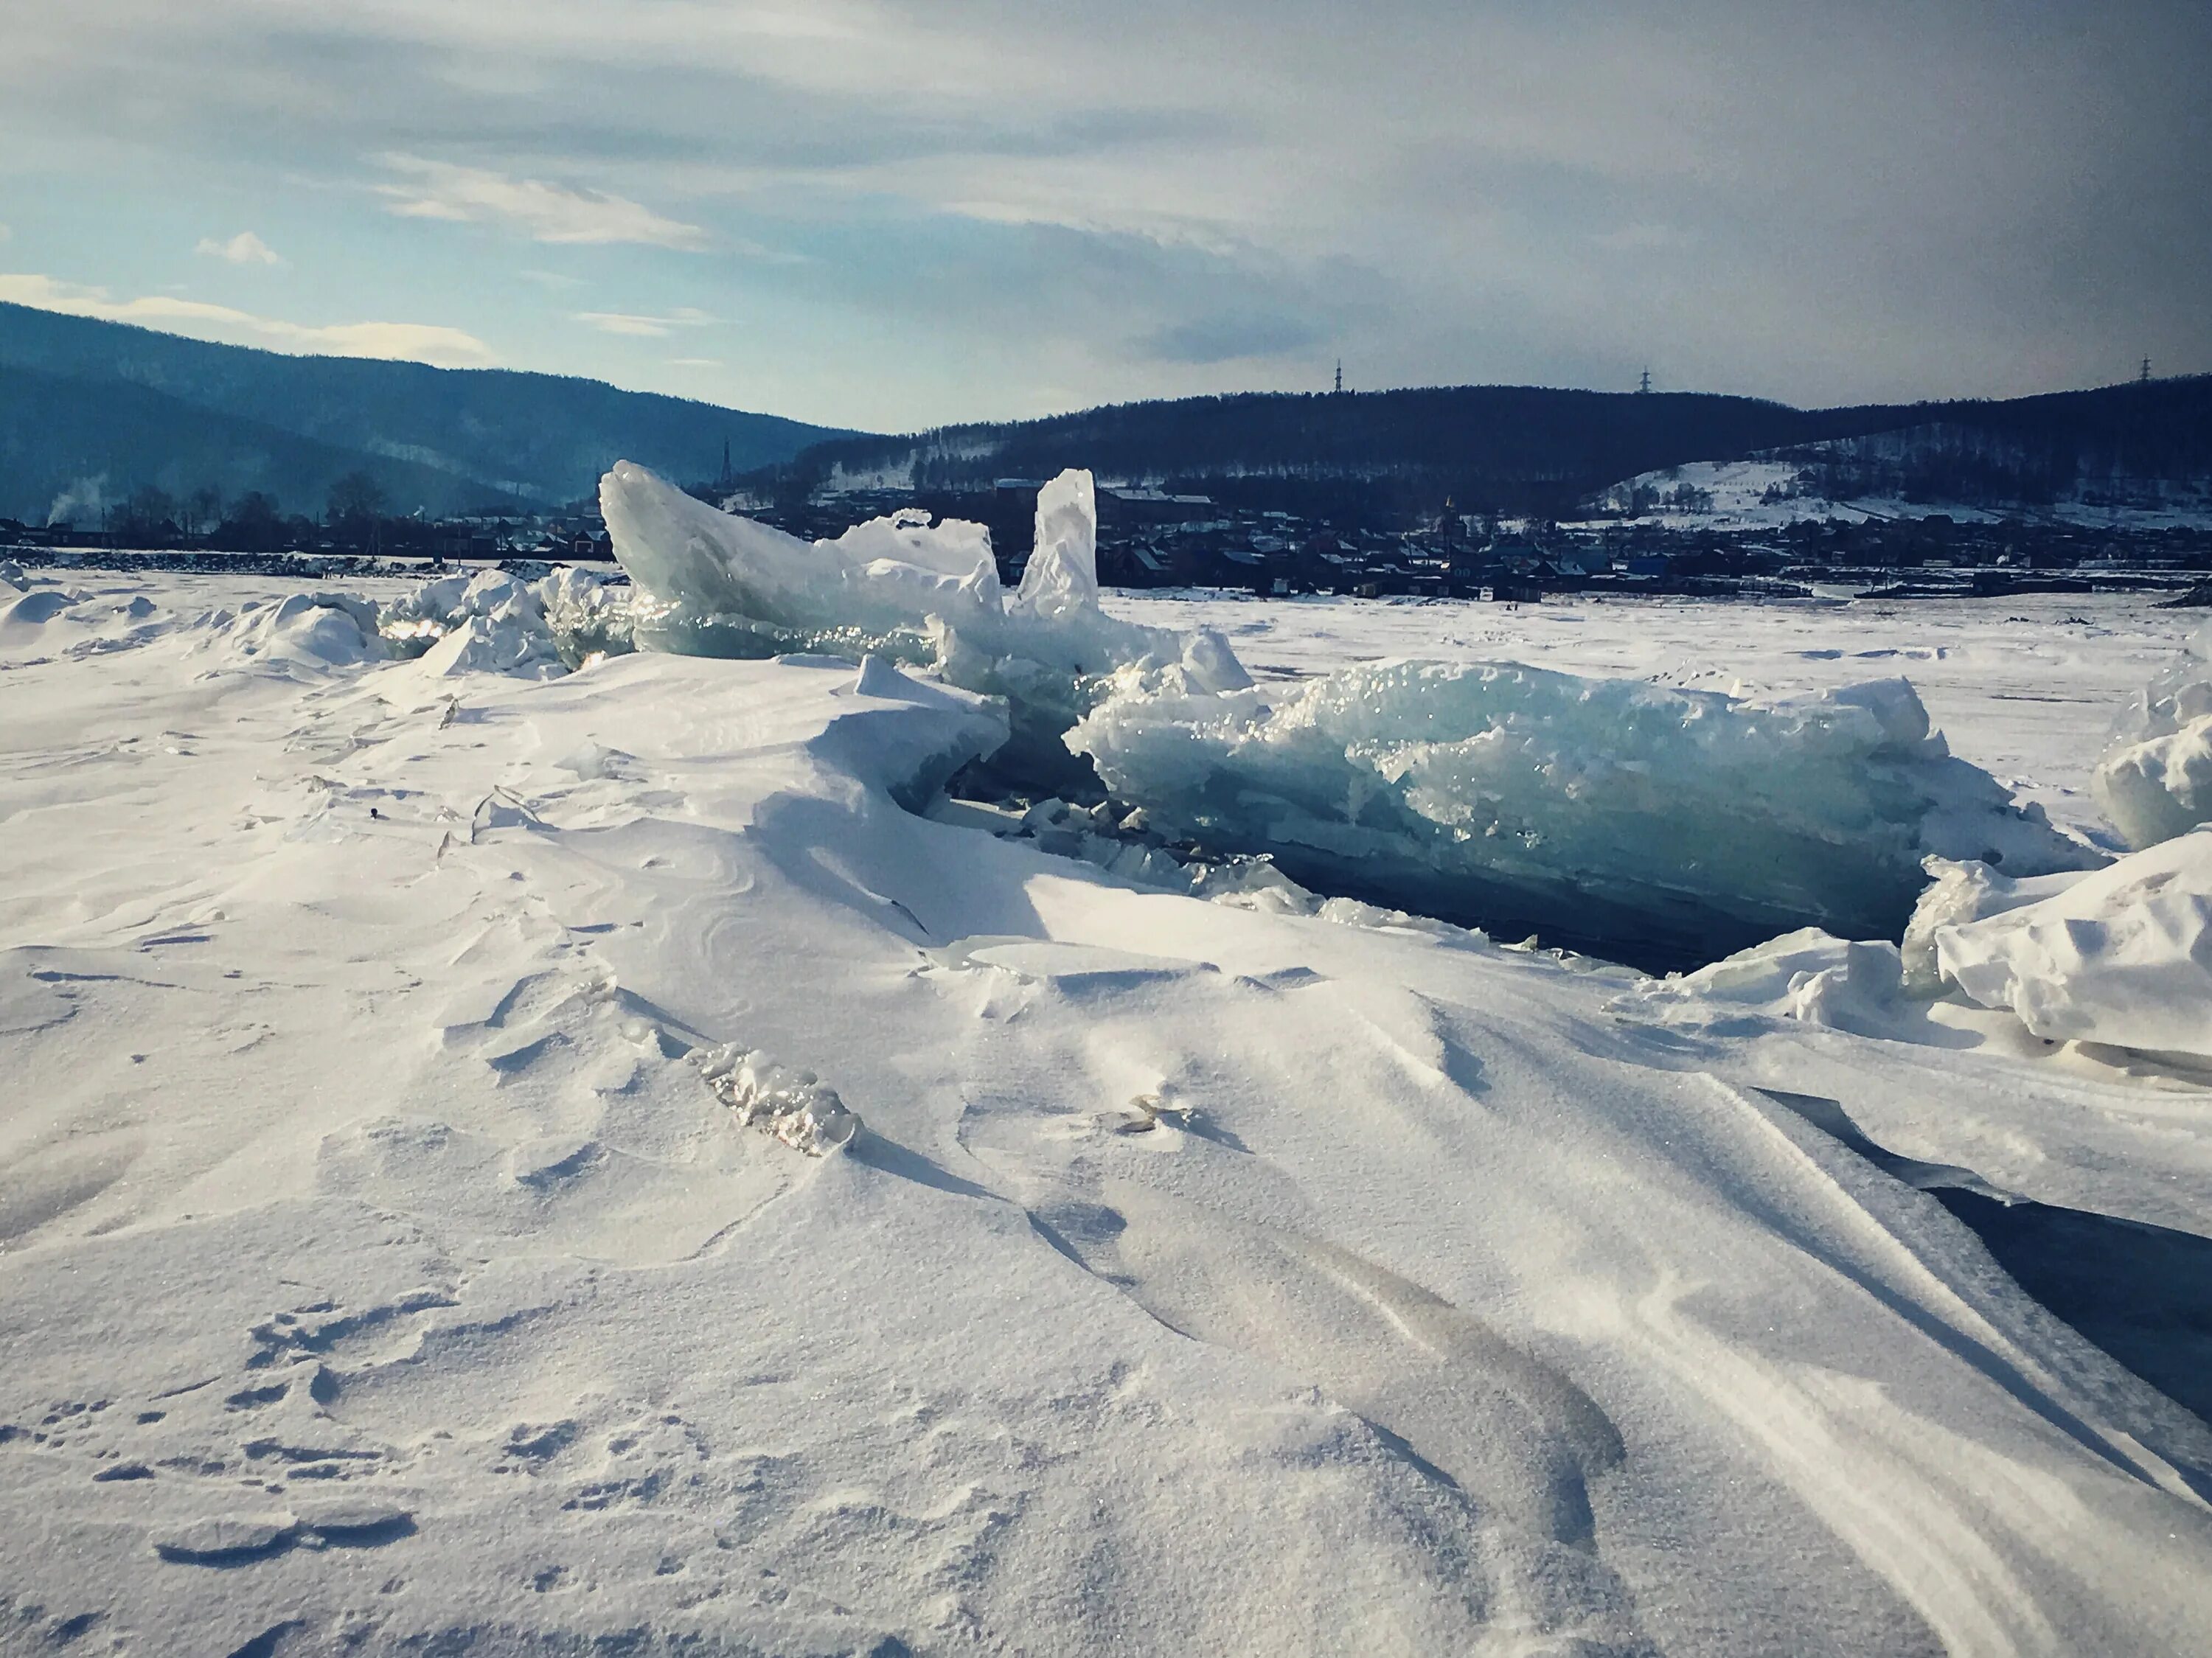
[1071, 659, 2103, 966]
[2096, 619, 2212, 849]
[1622, 829, 2212, 1079]
[1932, 829, 2212, 1061]
[601, 459, 1248, 776]
[6, 571, 2212, 1654]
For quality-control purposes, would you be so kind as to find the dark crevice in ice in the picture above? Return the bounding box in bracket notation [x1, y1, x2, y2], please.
[945, 756, 1768, 975]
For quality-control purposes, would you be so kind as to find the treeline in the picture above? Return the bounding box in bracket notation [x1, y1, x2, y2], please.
[84, 470, 456, 554]
[752, 375, 2212, 519]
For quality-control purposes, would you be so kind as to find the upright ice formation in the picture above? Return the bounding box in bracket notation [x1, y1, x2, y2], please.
[1928, 827, 2212, 1060]
[534, 565, 636, 666]
[1012, 470, 1099, 619]
[1070, 661, 2103, 964]
[2093, 619, 2212, 849]
[600, 461, 1248, 773]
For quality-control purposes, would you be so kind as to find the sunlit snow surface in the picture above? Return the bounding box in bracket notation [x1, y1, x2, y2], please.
[3, 567, 2212, 1654]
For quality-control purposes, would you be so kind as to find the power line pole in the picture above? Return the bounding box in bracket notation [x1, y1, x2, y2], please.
[1638, 369, 1652, 394]
[2141, 358, 2153, 383]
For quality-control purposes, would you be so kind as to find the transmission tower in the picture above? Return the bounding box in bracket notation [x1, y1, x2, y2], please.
[2141, 358, 2153, 383]
[1638, 369, 1652, 394]
[1335, 359, 1343, 395]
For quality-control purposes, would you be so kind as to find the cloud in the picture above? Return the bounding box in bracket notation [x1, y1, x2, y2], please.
[0, 274, 495, 367]
[195, 230, 282, 265]
[571, 307, 714, 338]
[1137, 311, 1329, 366]
[373, 154, 707, 249]
[667, 357, 723, 369]
[1, 1, 2205, 417]
[519, 268, 587, 290]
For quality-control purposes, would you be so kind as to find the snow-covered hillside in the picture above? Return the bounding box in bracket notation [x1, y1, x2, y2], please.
[1583, 454, 2212, 532]
[4, 560, 2212, 1654]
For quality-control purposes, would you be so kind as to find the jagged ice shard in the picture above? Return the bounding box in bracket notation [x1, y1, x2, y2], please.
[1070, 661, 2104, 966]
[2093, 618, 2212, 850]
[601, 461, 1248, 776]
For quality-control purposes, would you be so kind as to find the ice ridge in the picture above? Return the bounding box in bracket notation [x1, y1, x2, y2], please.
[1069, 658, 2102, 966]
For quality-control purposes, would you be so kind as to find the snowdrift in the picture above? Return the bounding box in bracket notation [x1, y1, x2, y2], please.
[2096, 619, 2212, 849]
[601, 461, 1248, 776]
[1934, 829, 2212, 1060]
[1622, 829, 2212, 1070]
[1071, 658, 2101, 966]
[4, 569, 2212, 1653]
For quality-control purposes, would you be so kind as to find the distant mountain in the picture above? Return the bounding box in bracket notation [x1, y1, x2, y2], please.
[0, 302, 857, 523]
[750, 377, 2212, 520]
[0, 363, 527, 524]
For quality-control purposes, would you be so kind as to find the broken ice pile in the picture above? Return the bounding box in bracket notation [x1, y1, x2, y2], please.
[600, 461, 1248, 775]
[2093, 618, 2212, 849]
[375, 568, 592, 679]
[1925, 831, 2212, 1060]
[695, 1045, 858, 1156]
[1621, 829, 2212, 1066]
[1069, 661, 2103, 965]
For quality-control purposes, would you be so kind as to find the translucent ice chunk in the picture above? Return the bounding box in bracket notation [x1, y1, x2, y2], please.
[1069, 658, 2103, 966]
[695, 1045, 858, 1155]
[2093, 621, 2212, 849]
[599, 461, 1248, 776]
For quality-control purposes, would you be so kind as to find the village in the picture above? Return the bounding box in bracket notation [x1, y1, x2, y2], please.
[12, 476, 2211, 606]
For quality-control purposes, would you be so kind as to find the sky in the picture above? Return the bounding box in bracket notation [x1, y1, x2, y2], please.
[0, 0, 2206, 433]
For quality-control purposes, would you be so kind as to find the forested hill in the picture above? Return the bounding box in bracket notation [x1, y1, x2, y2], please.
[0, 302, 855, 523]
[750, 377, 2212, 518]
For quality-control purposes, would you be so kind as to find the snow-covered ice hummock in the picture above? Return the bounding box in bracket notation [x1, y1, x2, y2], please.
[192, 591, 388, 676]
[1621, 828, 2212, 1067]
[2094, 618, 2212, 849]
[1070, 660, 2104, 965]
[377, 568, 567, 679]
[1930, 829, 2212, 1062]
[600, 461, 1248, 777]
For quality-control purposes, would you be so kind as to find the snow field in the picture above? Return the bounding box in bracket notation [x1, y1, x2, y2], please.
[1, 569, 2211, 1652]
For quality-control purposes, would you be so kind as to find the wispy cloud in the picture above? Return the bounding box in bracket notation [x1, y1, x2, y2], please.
[519, 268, 587, 290]
[571, 307, 714, 338]
[667, 357, 724, 369]
[195, 230, 283, 265]
[373, 155, 707, 249]
[0, 274, 495, 367]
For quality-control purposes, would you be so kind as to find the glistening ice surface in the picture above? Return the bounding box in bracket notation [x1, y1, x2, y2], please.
[1071, 657, 2099, 965]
